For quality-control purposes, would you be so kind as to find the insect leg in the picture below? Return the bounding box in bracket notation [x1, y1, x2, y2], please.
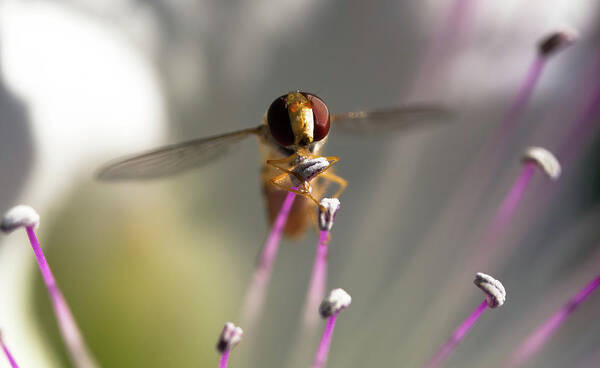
[317, 170, 347, 198]
[304, 154, 344, 196]
[266, 153, 299, 168]
[266, 153, 305, 183]
[269, 172, 322, 207]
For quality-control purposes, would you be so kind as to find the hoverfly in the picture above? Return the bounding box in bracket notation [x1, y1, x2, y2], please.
[98, 91, 448, 237]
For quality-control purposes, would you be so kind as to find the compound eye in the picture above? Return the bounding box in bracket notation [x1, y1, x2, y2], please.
[267, 94, 295, 146]
[304, 93, 330, 141]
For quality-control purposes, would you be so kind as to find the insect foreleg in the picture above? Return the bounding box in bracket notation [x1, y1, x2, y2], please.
[266, 153, 305, 185]
[317, 170, 347, 198]
[269, 172, 321, 207]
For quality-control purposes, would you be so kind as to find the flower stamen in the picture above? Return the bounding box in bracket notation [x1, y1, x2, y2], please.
[1, 205, 98, 368]
[424, 273, 506, 368]
[312, 288, 351, 368]
[0, 331, 19, 368]
[216, 322, 243, 368]
[302, 198, 341, 331]
[241, 191, 296, 330]
[510, 273, 600, 367]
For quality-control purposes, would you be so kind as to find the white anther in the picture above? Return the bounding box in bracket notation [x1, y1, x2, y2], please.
[474, 272, 506, 308]
[318, 198, 341, 231]
[291, 157, 330, 187]
[216, 322, 243, 353]
[538, 27, 578, 57]
[522, 146, 561, 180]
[319, 288, 352, 318]
[1, 205, 40, 233]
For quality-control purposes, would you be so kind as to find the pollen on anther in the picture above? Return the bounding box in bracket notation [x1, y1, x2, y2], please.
[522, 146, 561, 180]
[319, 288, 352, 318]
[318, 198, 341, 231]
[216, 322, 243, 353]
[291, 157, 331, 187]
[538, 27, 578, 57]
[1, 205, 40, 233]
[474, 272, 506, 308]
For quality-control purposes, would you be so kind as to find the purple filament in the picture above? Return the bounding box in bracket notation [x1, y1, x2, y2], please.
[302, 230, 330, 329]
[445, 0, 476, 40]
[25, 227, 97, 368]
[219, 348, 230, 368]
[241, 191, 296, 327]
[312, 311, 339, 368]
[411, 0, 476, 97]
[498, 57, 546, 136]
[491, 162, 537, 234]
[260, 190, 297, 272]
[0, 334, 19, 368]
[414, 54, 546, 283]
[469, 162, 537, 270]
[425, 299, 488, 368]
[479, 55, 546, 172]
[478, 56, 546, 176]
[511, 274, 600, 367]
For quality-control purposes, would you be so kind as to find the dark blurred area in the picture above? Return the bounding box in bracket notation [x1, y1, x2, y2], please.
[0, 67, 33, 211]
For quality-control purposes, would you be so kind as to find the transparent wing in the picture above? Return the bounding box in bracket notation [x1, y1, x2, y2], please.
[330, 105, 453, 134]
[97, 127, 260, 180]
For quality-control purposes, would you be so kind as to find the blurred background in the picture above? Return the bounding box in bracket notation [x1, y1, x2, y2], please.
[0, 0, 599, 367]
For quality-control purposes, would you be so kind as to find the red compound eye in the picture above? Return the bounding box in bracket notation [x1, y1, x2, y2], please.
[267, 94, 295, 146]
[303, 93, 330, 141]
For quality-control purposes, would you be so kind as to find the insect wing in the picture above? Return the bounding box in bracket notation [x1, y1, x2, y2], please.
[97, 127, 260, 180]
[330, 105, 452, 134]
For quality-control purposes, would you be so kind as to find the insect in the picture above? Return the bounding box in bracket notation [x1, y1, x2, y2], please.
[98, 91, 448, 237]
